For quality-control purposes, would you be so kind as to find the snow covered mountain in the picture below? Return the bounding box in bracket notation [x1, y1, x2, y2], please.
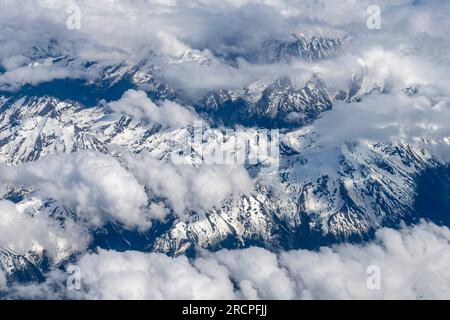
[262, 34, 347, 63]
[0, 83, 443, 272]
[144, 128, 437, 254]
[0, 96, 106, 164]
[0, 25, 448, 289]
[0, 39, 175, 106]
[196, 75, 332, 128]
[0, 249, 46, 284]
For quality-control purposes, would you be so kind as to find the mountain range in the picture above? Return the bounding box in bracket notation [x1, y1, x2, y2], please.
[0, 33, 448, 287]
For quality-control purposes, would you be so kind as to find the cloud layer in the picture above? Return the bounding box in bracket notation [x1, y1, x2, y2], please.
[4, 221, 450, 300]
[108, 89, 199, 129]
[0, 150, 253, 229]
[1, 0, 450, 301]
[124, 152, 253, 220]
[0, 151, 151, 230]
[1, 0, 449, 93]
[0, 200, 89, 259]
[70, 221, 450, 300]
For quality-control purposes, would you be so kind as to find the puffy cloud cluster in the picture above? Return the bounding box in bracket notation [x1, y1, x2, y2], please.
[70, 222, 450, 300]
[0, 150, 253, 228]
[108, 89, 199, 129]
[6, 221, 450, 300]
[311, 92, 450, 156]
[280, 221, 450, 299]
[124, 152, 254, 220]
[75, 250, 236, 300]
[0, 151, 150, 230]
[0, 200, 89, 260]
[1, 0, 449, 93]
[1, 0, 450, 301]
[0, 64, 87, 92]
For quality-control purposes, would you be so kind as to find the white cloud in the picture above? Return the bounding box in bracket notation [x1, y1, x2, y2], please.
[76, 250, 236, 300]
[0, 151, 151, 230]
[1, 0, 450, 301]
[124, 152, 254, 220]
[309, 91, 450, 161]
[18, 221, 446, 300]
[0, 200, 89, 261]
[0, 149, 253, 227]
[0, 65, 86, 92]
[108, 90, 199, 129]
[280, 221, 450, 299]
[0, 0, 449, 94]
[1, 55, 29, 70]
[0, 270, 7, 290]
[209, 247, 296, 299]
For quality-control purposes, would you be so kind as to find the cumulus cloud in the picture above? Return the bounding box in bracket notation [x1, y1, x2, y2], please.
[0, 63, 89, 92]
[7, 221, 449, 300]
[1, 0, 450, 301]
[75, 250, 236, 300]
[0, 200, 89, 261]
[108, 89, 199, 129]
[311, 93, 450, 153]
[0, 150, 253, 227]
[124, 152, 254, 220]
[281, 221, 450, 299]
[1, 0, 448, 93]
[75, 221, 450, 300]
[0, 151, 151, 230]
